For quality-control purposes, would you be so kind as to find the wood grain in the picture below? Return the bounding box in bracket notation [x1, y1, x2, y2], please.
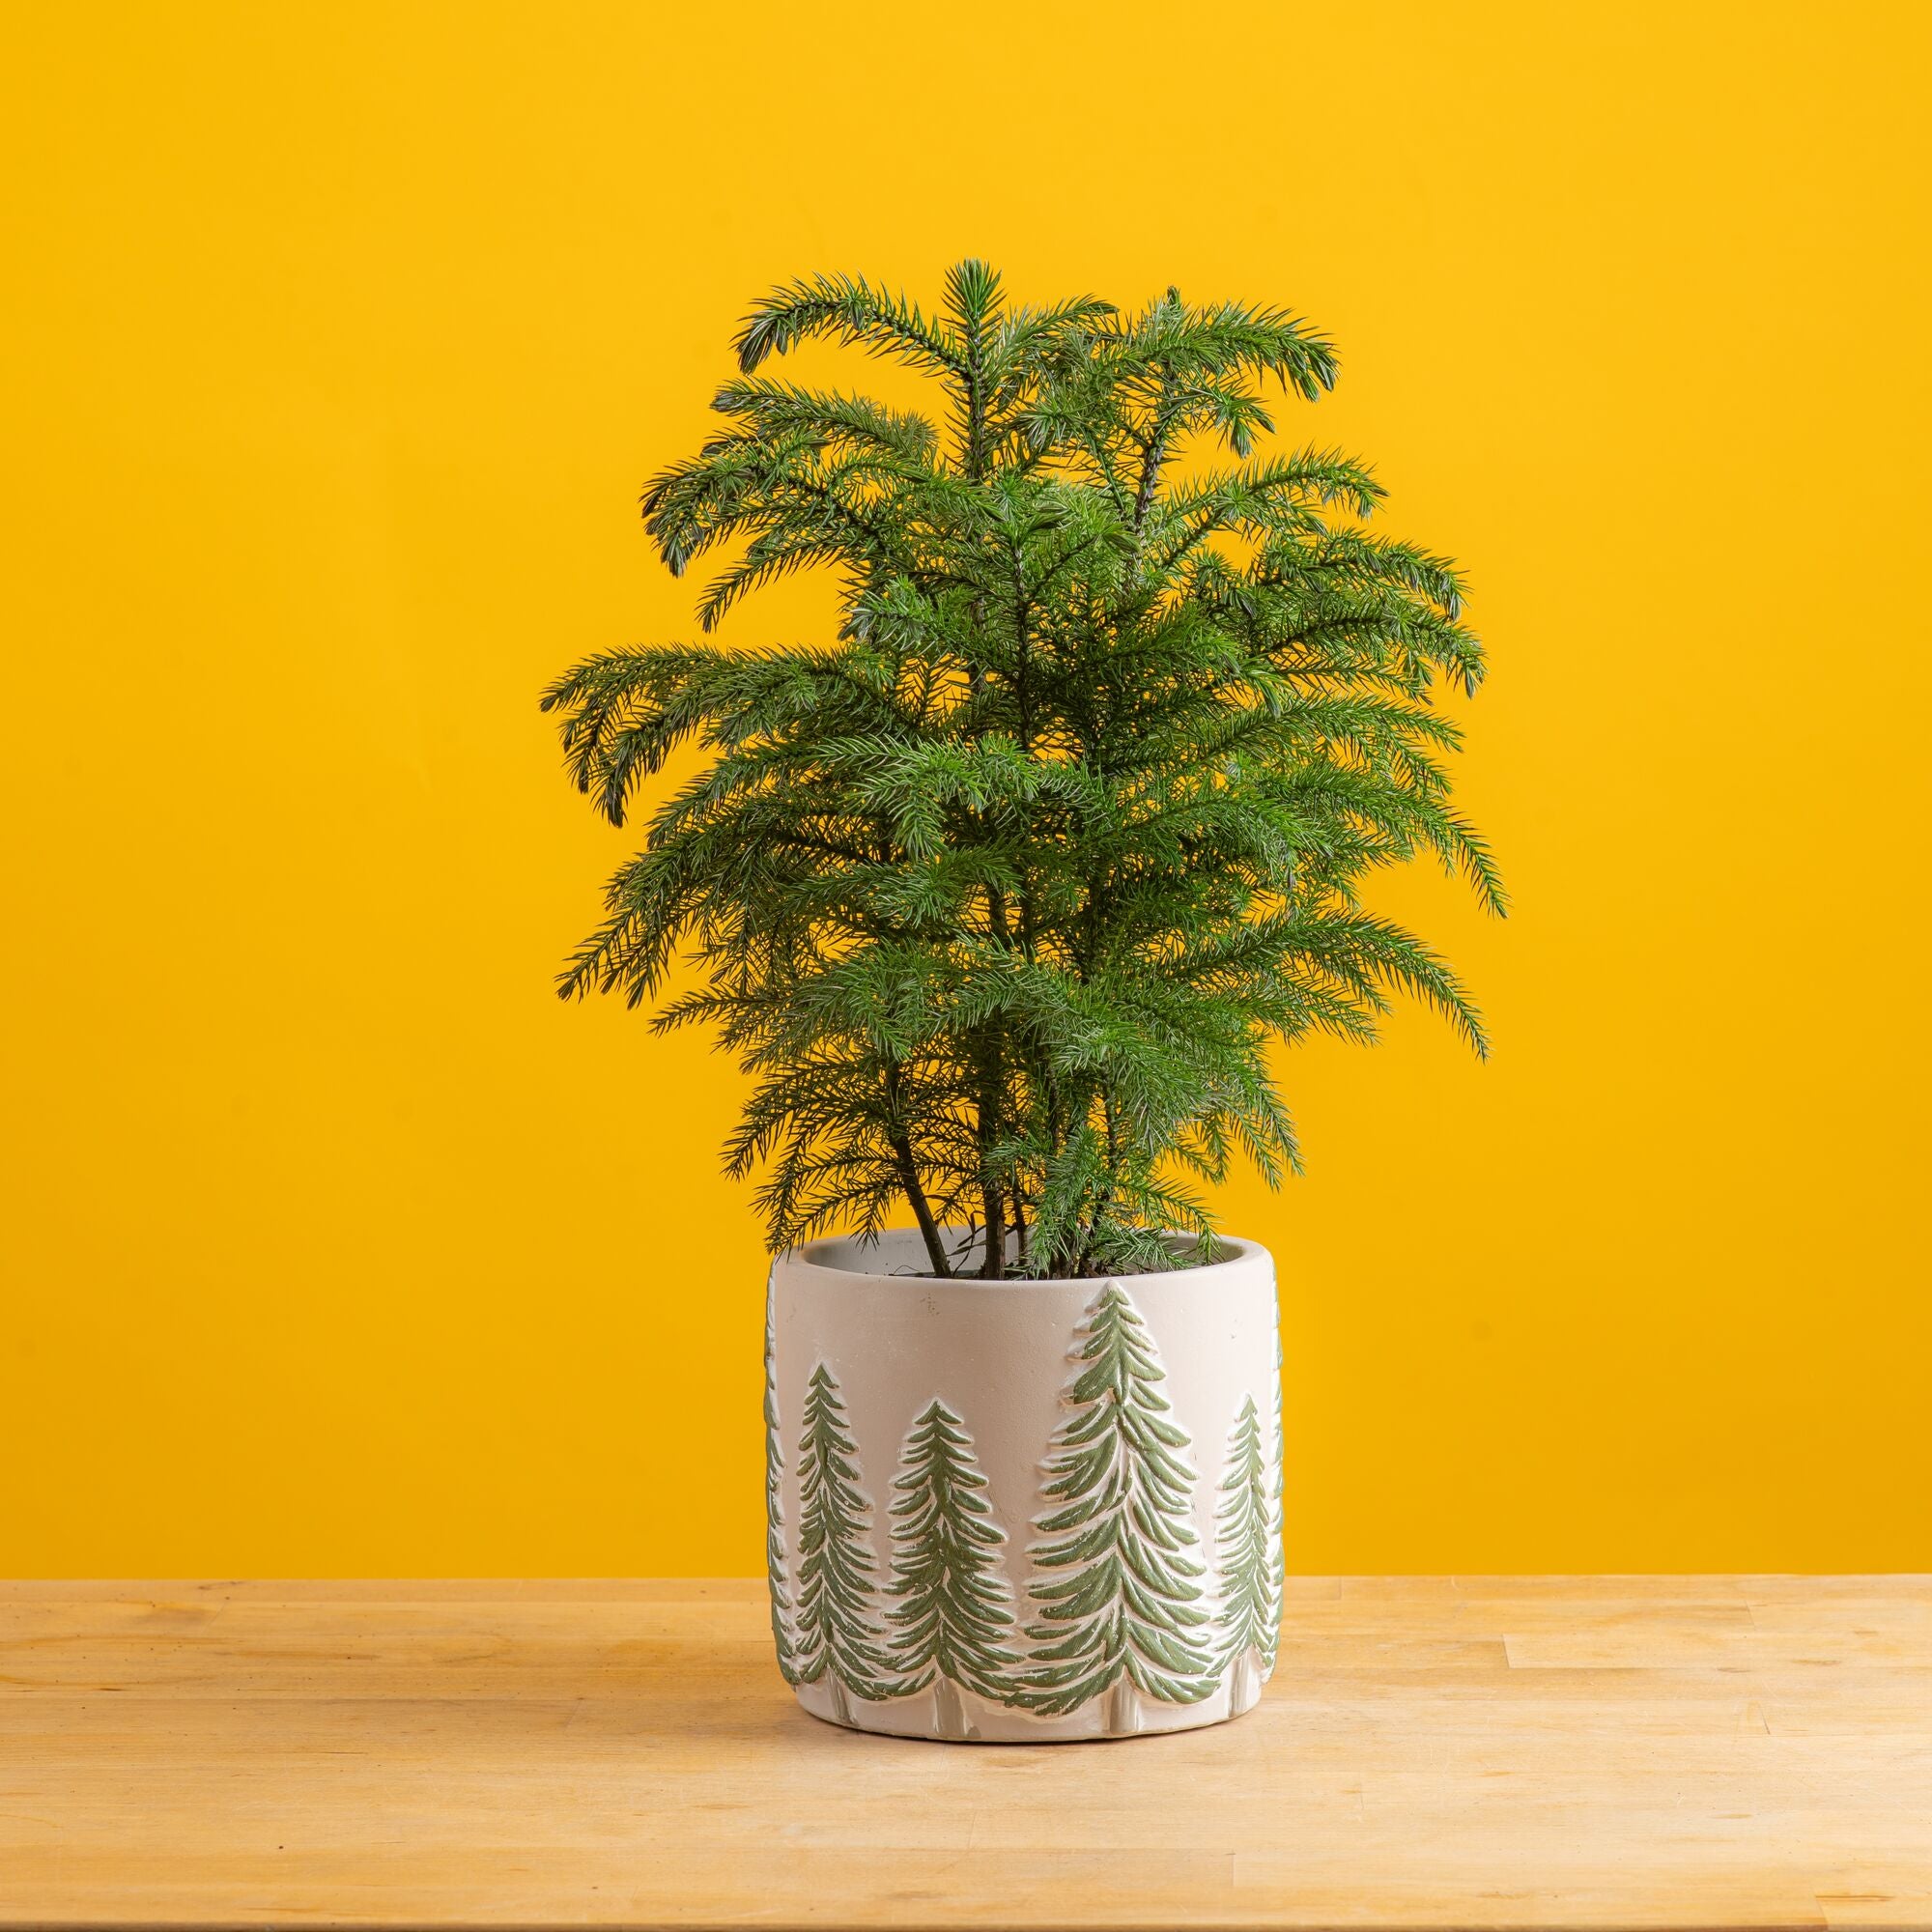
[0, 1577, 1926, 1930]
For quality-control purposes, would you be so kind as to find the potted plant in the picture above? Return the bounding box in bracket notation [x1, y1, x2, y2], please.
[543, 263, 1501, 1741]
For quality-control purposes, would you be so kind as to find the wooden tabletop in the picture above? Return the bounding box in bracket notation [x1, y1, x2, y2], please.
[1, 1577, 1926, 1930]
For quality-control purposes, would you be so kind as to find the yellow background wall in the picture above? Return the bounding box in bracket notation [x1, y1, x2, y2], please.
[5, 1, 1928, 1577]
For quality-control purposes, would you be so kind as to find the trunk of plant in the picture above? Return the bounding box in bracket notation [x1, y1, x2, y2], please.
[976, 1036, 1006, 1279]
[884, 1059, 950, 1278]
[1106, 1671, 1140, 1737]
[958, 348, 1010, 1285]
[891, 1133, 952, 1280]
[979, 1187, 1006, 1279]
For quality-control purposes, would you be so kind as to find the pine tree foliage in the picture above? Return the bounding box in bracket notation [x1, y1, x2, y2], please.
[544, 262, 1503, 1277]
[885, 1399, 1020, 1702]
[1021, 1282, 1217, 1714]
[763, 1293, 800, 1684]
[1213, 1392, 1283, 1679]
[793, 1362, 900, 1703]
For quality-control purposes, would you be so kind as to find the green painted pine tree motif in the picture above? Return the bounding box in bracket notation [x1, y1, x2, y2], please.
[794, 1362, 902, 1716]
[1213, 1392, 1283, 1703]
[763, 1291, 800, 1685]
[1271, 1334, 1285, 1629]
[886, 1400, 1020, 1731]
[1020, 1282, 1217, 1723]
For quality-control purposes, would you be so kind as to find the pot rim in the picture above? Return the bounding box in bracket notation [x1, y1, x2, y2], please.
[779, 1226, 1268, 1288]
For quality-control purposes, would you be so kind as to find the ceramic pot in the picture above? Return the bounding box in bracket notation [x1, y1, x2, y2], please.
[764, 1229, 1282, 1743]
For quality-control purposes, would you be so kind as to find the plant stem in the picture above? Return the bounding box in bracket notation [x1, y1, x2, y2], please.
[893, 1132, 952, 1279]
[980, 1187, 1006, 1279]
[975, 1033, 1006, 1280]
[884, 1059, 951, 1278]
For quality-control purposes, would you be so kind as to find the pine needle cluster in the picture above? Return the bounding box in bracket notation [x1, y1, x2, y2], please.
[543, 262, 1502, 1279]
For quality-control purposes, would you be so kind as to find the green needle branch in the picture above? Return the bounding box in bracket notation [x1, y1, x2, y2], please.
[543, 262, 1502, 1278]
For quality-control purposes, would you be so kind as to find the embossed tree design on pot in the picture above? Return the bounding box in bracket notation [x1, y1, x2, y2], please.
[1213, 1391, 1282, 1705]
[763, 1292, 799, 1686]
[1021, 1282, 1217, 1727]
[794, 1362, 901, 1719]
[885, 1399, 1020, 1735]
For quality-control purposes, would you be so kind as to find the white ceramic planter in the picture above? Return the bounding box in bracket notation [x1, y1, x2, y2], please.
[764, 1229, 1282, 1743]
